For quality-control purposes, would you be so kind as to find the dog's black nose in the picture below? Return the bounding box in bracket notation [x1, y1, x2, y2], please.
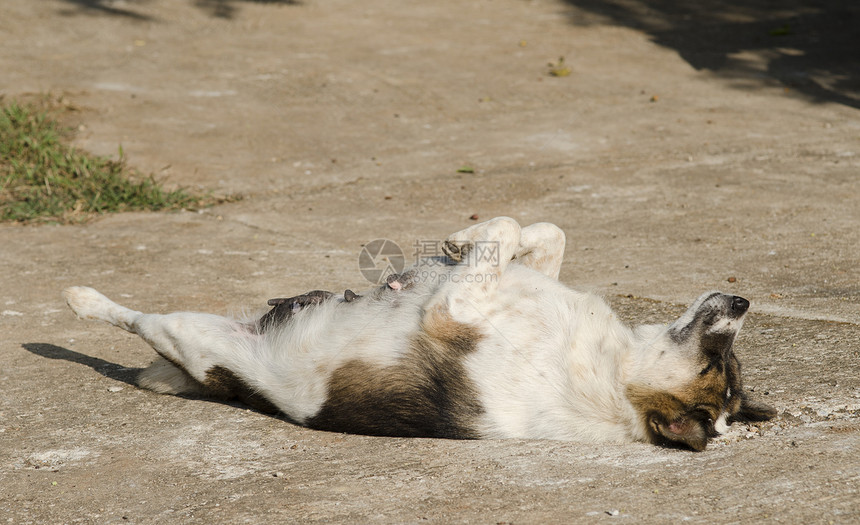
[731, 296, 750, 314]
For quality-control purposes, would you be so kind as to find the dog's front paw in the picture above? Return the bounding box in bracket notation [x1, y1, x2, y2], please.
[441, 239, 472, 263]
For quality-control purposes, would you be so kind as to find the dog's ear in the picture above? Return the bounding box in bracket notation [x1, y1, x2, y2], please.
[628, 385, 711, 451]
[649, 414, 709, 451]
[730, 392, 777, 423]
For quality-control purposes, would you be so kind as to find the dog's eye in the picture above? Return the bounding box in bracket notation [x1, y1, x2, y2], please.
[700, 308, 721, 327]
[699, 363, 713, 376]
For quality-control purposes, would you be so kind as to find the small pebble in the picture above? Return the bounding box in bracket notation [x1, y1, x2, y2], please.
[273, 471, 285, 478]
[727, 276, 737, 283]
[469, 214, 479, 221]
[108, 386, 123, 393]
[606, 509, 620, 517]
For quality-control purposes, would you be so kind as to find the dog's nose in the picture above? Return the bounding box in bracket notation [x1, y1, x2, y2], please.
[731, 296, 750, 314]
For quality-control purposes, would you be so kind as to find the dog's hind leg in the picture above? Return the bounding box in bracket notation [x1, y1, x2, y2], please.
[136, 356, 205, 395]
[63, 286, 257, 393]
[64, 286, 143, 332]
[513, 222, 566, 279]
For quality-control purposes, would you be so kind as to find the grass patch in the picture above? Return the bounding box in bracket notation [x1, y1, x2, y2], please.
[0, 98, 216, 223]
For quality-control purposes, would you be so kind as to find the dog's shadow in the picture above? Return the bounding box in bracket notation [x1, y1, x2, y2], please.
[22, 343, 142, 386]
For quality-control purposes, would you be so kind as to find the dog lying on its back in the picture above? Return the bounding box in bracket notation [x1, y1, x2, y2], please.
[64, 217, 775, 450]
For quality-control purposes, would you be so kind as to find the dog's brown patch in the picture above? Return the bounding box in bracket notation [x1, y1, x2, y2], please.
[203, 366, 280, 414]
[140, 353, 281, 415]
[304, 307, 484, 438]
[627, 385, 711, 451]
[628, 347, 731, 451]
[629, 349, 775, 450]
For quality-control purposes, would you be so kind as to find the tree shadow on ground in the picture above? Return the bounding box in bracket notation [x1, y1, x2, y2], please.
[194, 0, 299, 19]
[561, 0, 860, 108]
[22, 343, 141, 386]
[58, 0, 156, 20]
[58, 0, 299, 21]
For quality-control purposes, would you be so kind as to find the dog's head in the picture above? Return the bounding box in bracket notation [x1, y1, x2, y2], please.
[628, 292, 776, 451]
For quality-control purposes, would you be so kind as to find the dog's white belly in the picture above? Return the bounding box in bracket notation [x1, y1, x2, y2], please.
[462, 266, 639, 441]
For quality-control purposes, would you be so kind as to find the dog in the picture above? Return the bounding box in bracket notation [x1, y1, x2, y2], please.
[63, 217, 775, 450]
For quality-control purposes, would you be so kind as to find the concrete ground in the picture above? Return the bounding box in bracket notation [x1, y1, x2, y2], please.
[1, 0, 858, 522]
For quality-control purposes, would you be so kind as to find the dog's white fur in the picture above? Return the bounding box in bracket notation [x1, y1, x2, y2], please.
[64, 217, 771, 449]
